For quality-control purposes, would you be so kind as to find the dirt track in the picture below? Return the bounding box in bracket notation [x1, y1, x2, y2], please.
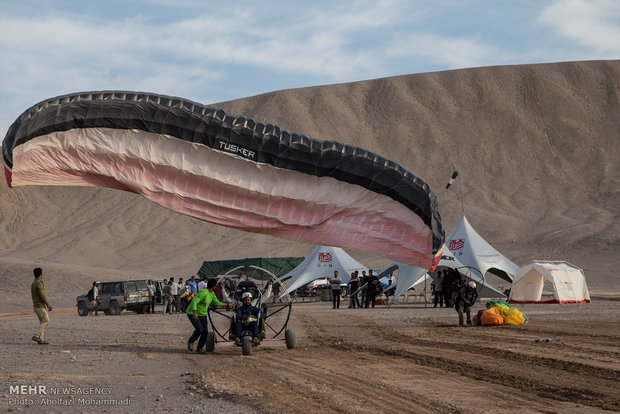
[1, 301, 619, 413]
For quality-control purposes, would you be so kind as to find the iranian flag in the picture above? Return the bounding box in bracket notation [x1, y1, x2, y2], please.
[446, 171, 459, 189]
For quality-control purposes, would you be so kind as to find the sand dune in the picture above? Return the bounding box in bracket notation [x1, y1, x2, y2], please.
[1, 60, 618, 311]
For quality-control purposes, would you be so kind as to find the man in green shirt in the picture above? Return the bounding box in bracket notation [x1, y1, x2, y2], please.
[31, 268, 52, 345]
[186, 278, 232, 354]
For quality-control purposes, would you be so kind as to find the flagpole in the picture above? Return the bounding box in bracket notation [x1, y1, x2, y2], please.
[457, 176, 465, 215]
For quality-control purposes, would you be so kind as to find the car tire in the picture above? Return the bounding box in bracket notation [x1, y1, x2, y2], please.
[242, 336, 252, 355]
[77, 302, 89, 317]
[109, 301, 121, 316]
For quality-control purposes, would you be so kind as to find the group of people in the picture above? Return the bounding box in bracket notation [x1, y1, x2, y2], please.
[432, 268, 479, 325]
[328, 269, 387, 309]
[331, 265, 480, 326]
[148, 275, 219, 315]
[153, 276, 190, 315]
[432, 268, 461, 308]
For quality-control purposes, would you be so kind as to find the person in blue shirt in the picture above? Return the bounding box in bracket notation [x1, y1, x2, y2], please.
[188, 275, 198, 295]
[234, 292, 265, 345]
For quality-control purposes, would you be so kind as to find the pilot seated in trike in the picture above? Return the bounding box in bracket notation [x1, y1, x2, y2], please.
[233, 292, 266, 346]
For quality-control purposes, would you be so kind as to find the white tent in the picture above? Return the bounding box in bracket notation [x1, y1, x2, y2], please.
[282, 246, 367, 294]
[445, 216, 520, 283]
[509, 261, 590, 304]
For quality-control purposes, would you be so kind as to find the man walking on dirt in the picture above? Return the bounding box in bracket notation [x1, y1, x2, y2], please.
[31, 267, 52, 345]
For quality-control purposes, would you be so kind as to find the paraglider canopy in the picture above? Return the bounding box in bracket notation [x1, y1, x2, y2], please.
[2, 91, 444, 269]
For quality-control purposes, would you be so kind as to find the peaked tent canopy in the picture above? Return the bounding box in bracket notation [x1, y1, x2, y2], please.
[445, 216, 520, 283]
[198, 257, 304, 280]
[282, 246, 367, 294]
[509, 261, 590, 304]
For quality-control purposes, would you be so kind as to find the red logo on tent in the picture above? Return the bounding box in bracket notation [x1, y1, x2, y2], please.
[318, 253, 332, 263]
[449, 239, 465, 251]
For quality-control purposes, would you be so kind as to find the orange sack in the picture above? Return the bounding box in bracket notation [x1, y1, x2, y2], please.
[481, 308, 504, 326]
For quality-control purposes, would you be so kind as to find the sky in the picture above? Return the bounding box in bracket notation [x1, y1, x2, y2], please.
[0, 0, 618, 139]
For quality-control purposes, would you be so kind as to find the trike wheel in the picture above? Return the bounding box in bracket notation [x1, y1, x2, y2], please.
[206, 332, 215, 352]
[242, 336, 253, 355]
[285, 328, 296, 349]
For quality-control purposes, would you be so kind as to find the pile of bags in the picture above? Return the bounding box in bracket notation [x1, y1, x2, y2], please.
[474, 301, 526, 326]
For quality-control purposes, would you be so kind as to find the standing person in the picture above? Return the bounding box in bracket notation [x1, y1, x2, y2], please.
[147, 280, 156, 314]
[360, 270, 369, 306]
[31, 268, 52, 345]
[181, 279, 192, 312]
[177, 278, 186, 312]
[188, 276, 197, 296]
[186, 278, 231, 354]
[347, 271, 361, 308]
[197, 275, 208, 292]
[169, 277, 178, 313]
[328, 271, 342, 309]
[162, 280, 173, 315]
[441, 269, 452, 306]
[455, 281, 479, 326]
[216, 281, 233, 304]
[385, 277, 394, 300]
[450, 269, 464, 307]
[365, 270, 379, 308]
[433, 272, 444, 308]
[87, 281, 100, 316]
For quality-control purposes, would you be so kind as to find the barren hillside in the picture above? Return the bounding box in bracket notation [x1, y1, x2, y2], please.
[0, 60, 618, 305]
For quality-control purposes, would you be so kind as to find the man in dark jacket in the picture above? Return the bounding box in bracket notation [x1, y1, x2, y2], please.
[347, 271, 361, 308]
[364, 270, 380, 308]
[234, 292, 266, 345]
[455, 281, 478, 325]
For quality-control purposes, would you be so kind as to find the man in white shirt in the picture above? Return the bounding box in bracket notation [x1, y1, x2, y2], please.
[177, 278, 185, 313]
[87, 281, 100, 316]
[197, 276, 208, 292]
[328, 271, 342, 309]
[170, 277, 178, 313]
[147, 280, 156, 314]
